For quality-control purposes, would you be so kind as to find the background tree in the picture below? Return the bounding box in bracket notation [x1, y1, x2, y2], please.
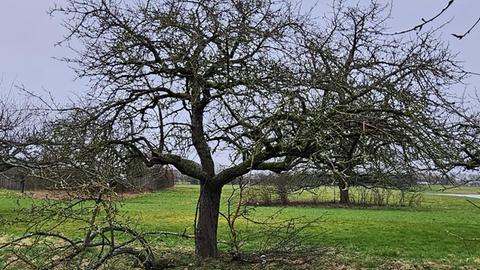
[292, 2, 469, 204]
[0, 112, 167, 269]
[0, 90, 38, 173]
[453, 101, 480, 169]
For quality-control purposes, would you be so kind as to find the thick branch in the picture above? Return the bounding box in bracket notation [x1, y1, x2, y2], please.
[150, 153, 208, 182]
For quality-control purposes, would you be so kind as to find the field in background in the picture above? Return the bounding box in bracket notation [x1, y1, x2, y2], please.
[1, 185, 480, 269]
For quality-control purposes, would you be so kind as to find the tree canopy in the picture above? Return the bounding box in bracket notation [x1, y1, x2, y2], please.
[0, 0, 476, 263]
[47, 0, 478, 258]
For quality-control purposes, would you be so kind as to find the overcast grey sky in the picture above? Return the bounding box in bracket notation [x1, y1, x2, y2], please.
[0, 0, 479, 101]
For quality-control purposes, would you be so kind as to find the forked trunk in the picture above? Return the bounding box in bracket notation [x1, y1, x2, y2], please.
[195, 183, 222, 258]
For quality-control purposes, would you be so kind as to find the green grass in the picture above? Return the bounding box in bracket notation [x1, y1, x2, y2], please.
[1, 185, 480, 269]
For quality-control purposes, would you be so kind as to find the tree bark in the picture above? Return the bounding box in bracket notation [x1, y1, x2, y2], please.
[195, 183, 222, 258]
[21, 179, 26, 194]
[339, 181, 350, 204]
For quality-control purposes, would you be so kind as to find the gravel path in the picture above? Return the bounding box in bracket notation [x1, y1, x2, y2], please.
[429, 193, 480, 199]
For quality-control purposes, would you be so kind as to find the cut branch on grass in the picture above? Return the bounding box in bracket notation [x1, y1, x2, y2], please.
[220, 180, 322, 260]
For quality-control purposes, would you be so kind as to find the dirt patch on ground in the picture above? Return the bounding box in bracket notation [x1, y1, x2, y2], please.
[380, 260, 478, 270]
[167, 248, 358, 270]
[150, 248, 479, 270]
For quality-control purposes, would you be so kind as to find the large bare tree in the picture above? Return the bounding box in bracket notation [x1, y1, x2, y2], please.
[51, 0, 471, 258]
[53, 0, 314, 258]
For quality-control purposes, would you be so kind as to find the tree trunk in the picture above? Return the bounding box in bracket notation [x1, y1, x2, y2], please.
[195, 183, 222, 258]
[21, 179, 26, 194]
[339, 181, 350, 204]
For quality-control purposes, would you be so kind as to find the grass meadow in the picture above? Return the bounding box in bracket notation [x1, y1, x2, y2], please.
[0, 184, 480, 269]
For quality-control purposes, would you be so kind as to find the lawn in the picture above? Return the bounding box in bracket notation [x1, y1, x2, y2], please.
[1, 185, 480, 269]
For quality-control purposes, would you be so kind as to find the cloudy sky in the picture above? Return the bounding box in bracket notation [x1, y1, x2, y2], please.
[0, 0, 479, 101]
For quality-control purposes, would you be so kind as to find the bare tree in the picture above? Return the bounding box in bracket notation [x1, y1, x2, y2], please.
[285, 1, 471, 204]
[51, 0, 313, 258]
[0, 109, 188, 269]
[453, 102, 480, 169]
[48, 0, 473, 258]
[0, 90, 38, 173]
